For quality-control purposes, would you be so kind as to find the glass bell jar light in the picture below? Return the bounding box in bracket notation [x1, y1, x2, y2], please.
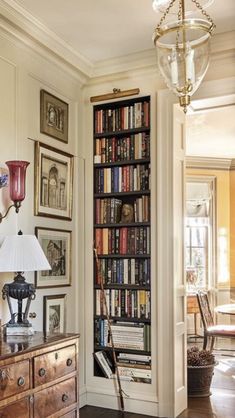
[153, 0, 215, 112]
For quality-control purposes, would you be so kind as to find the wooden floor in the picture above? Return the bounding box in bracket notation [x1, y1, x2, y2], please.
[80, 349, 235, 418]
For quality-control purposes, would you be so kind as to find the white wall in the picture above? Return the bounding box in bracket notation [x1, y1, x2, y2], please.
[0, 26, 86, 396]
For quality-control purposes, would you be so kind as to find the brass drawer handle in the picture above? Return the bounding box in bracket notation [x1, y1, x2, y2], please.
[62, 393, 69, 402]
[39, 368, 46, 377]
[66, 358, 72, 367]
[0, 369, 7, 381]
[18, 376, 25, 386]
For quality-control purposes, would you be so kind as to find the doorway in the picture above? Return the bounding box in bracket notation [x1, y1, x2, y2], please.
[157, 78, 235, 418]
[185, 99, 235, 339]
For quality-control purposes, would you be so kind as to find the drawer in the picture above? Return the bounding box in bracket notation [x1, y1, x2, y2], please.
[34, 377, 76, 418]
[34, 344, 76, 387]
[0, 397, 30, 418]
[0, 360, 30, 400]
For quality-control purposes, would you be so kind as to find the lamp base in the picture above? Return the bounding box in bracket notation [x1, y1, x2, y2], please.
[4, 325, 34, 336]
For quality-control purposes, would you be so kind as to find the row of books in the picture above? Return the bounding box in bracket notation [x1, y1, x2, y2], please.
[95, 289, 151, 319]
[94, 133, 150, 164]
[94, 101, 150, 134]
[94, 164, 150, 194]
[95, 226, 150, 255]
[94, 351, 152, 383]
[96, 258, 150, 286]
[95, 196, 150, 224]
[94, 320, 151, 351]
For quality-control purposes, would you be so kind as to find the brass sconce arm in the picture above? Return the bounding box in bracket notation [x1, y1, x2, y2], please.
[0, 202, 21, 223]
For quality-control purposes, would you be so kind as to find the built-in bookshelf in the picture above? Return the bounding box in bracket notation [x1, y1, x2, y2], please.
[93, 96, 151, 383]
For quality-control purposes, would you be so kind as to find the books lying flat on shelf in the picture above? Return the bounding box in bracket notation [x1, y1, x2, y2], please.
[95, 319, 151, 351]
[94, 350, 113, 378]
[117, 365, 151, 383]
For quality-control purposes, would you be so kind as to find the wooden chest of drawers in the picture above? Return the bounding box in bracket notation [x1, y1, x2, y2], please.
[0, 333, 79, 418]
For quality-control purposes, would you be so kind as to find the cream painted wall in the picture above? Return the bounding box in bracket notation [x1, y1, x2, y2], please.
[0, 27, 85, 395]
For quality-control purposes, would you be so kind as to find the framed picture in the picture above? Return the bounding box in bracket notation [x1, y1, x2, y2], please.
[35, 227, 72, 288]
[35, 141, 73, 219]
[43, 294, 66, 334]
[40, 89, 68, 143]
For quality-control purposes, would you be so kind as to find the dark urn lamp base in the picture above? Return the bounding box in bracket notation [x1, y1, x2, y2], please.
[2, 272, 36, 335]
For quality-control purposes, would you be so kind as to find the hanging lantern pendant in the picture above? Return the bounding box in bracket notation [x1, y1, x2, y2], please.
[153, 0, 215, 112]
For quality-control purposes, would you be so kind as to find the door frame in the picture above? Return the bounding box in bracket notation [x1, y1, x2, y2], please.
[157, 77, 235, 418]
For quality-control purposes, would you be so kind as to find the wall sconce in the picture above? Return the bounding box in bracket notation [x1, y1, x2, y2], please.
[0, 160, 29, 223]
[0, 231, 51, 335]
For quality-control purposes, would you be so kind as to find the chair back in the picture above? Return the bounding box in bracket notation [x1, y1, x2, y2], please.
[197, 291, 214, 330]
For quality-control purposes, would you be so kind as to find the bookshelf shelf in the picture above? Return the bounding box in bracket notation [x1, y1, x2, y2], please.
[94, 315, 151, 323]
[94, 346, 151, 356]
[93, 95, 151, 383]
[94, 158, 150, 168]
[94, 222, 150, 228]
[94, 190, 150, 198]
[94, 127, 150, 139]
[94, 284, 151, 290]
[95, 254, 150, 259]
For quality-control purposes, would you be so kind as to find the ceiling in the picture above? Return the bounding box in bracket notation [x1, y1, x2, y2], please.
[186, 105, 235, 158]
[9, 0, 235, 63]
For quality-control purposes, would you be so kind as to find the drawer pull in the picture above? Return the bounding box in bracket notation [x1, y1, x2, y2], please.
[0, 369, 7, 381]
[62, 393, 69, 402]
[18, 376, 25, 386]
[39, 367, 46, 377]
[66, 358, 72, 367]
[55, 352, 58, 360]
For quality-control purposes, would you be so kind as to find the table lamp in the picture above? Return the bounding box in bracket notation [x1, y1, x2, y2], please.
[0, 231, 51, 335]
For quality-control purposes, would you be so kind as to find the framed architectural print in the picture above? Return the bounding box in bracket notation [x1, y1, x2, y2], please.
[40, 90, 68, 143]
[35, 227, 72, 288]
[43, 294, 66, 334]
[34, 141, 73, 220]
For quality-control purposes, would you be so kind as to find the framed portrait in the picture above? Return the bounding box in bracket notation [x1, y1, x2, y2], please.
[40, 90, 68, 143]
[35, 227, 72, 288]
[43, 294, 66, 334]
[34, 141, 73, 220]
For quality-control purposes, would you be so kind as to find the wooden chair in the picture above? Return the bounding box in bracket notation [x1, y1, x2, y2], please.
[197, 291, 235, 351]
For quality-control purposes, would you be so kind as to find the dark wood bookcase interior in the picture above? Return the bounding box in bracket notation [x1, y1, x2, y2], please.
[93, 95, 151, 383]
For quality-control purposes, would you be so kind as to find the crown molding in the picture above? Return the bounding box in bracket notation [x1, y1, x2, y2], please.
[186, 156, 233, 170]
[230, 159, 235, 170]
[0, 0, 92, 79]
[0, 1, 234, 80]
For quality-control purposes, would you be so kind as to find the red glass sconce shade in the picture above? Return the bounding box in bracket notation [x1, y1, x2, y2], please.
[0, 160, 30, 222]
[5, 161, 29, 205]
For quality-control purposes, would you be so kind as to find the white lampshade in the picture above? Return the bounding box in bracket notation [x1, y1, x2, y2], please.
[0, 234, 51, 272]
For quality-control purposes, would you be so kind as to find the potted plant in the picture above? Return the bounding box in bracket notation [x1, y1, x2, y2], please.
[187, 346, 217, 397]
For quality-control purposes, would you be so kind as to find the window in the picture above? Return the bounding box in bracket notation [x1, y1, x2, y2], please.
[186, 217, 209, 289]
[186, 179, 214, 291]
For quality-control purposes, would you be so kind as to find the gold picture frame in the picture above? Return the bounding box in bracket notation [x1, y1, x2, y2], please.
[40, 90, 68, 143]
[35, 227, 72, 288]
[34, 141, 73, 220]
[43, 294, 66, 334]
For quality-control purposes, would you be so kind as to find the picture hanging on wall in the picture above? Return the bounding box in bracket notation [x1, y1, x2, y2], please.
[35, 227, 72, 288]
[40, 89, 69, 143]
[43, 294, 66, 334]
[34, 141, 73, 220]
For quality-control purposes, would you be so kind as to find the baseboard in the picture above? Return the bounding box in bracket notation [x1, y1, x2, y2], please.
[79, 385, 87, 408]
[86, 387, 158, 416]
